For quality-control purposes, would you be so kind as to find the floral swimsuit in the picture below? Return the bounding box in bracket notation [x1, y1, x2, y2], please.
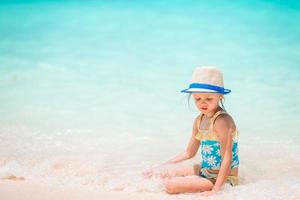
[195, 110, 239, 186]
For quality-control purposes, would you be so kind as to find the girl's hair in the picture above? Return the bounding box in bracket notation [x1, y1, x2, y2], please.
[220, 97, 226, 111]
[187, 93, 226, 111]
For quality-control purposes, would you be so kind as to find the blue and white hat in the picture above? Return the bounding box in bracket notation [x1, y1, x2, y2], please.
[181, 66, 231, 94]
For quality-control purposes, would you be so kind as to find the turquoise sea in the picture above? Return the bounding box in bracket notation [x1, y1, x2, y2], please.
[1, 1, 300, 199]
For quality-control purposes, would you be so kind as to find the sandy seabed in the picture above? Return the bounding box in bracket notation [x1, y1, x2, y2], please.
[0, 179, 168, 200]
[0, 179, 242, 200]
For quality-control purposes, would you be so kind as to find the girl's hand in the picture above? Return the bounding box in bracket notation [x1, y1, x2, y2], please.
[143, 169, 172, 179]
[142, 163, 168, 178]
[143, 169, 155, 178]
[159, 169, 172, 179]
[142, 165, 163, 178]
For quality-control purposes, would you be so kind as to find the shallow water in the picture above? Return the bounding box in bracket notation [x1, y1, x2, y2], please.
[1, 1, 300, 199]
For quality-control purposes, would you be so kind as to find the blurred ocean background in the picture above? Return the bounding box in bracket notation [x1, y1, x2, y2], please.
[0, 0, 300, 199]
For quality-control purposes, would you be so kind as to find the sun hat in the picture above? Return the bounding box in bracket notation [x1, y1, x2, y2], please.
[181, 66, 231, 94]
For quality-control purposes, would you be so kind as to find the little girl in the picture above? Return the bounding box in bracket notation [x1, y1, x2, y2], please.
[145, 66, 239, 196]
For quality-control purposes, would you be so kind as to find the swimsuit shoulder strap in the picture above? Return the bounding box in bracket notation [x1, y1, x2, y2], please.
[195, 113, 204, 132]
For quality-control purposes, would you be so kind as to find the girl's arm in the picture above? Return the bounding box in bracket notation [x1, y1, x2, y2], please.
[211, 114, 235, 192]
[163, 116, 201, 165]
[143, 116, 200, 178]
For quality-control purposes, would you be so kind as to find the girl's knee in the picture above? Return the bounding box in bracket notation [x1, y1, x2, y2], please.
[164, 180, 179, 194]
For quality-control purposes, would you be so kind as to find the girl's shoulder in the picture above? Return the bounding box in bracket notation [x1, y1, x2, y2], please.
[213, 111, 237, 132]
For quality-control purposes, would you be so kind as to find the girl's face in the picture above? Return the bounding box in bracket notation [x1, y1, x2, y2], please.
[192, 93, 222, 116]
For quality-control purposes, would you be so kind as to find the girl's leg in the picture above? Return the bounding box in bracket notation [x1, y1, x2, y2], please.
[164, 176, 214, 194]
[160, 164, 200, 178]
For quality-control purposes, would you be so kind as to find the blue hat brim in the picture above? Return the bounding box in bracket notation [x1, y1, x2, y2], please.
[180, 83, 231, 94]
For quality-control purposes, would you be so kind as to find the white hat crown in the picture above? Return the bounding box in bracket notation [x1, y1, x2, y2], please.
[191, 66, 224, 87]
